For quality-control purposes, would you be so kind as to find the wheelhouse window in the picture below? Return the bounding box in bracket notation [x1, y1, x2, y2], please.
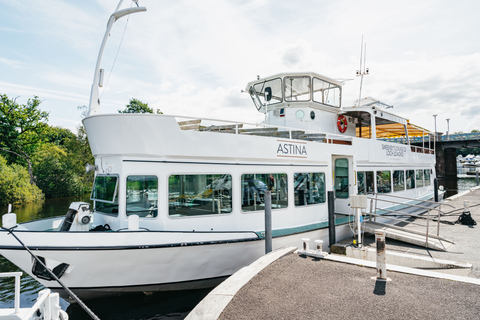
[416, 170, 424, 188]
[377, 171, 391, 194]
[357, 171, 374, 195]
[335, 159, 349, 199]
[249, 78, 282, 110]
[241, 173, 288, 212]
[393, 170, 405, 192]
[294, 172, 325, 206]
[312, 77, 341, 107]
[284, 76, 310, 102]
[126, 175, 158, 218]
[91, 175, 119, 215]
[169, 174, 232, 217]
[406, 170, 415, 189]
[424, 169, 431, 186]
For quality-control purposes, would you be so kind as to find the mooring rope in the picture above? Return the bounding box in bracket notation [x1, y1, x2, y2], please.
[2, 227, 101, 320]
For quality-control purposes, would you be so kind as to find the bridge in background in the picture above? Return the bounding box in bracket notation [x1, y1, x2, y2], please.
[386, 132, 480, 181]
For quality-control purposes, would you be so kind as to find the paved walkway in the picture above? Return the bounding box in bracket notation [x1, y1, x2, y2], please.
[187, 188, 480, 319]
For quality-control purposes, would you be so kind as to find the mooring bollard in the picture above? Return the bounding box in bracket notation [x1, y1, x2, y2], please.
[265, 190, 272, 254]
[301, 238, 310, 251]
[375, 230, 387, 280]
[314, 240, 323, 255]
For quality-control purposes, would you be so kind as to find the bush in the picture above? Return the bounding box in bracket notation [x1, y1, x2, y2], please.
[0, 156, 43, 206]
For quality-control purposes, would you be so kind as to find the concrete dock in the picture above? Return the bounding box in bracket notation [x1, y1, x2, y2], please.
[187, 188, 480, 319]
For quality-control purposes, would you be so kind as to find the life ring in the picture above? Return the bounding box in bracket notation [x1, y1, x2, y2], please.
[337, 115, 348, 133]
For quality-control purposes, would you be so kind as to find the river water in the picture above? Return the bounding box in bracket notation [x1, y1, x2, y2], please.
[1, 177, 478, 319]
[0, 194, 210, 320]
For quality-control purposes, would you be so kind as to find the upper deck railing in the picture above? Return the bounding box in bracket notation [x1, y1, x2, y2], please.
[172, 115, 435, 154]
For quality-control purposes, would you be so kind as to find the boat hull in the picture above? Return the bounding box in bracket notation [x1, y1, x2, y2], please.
[0, 225, 352, 301]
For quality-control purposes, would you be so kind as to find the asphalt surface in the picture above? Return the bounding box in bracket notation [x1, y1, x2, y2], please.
[218, 188, 480, 319]
[218, 253, 480, 320]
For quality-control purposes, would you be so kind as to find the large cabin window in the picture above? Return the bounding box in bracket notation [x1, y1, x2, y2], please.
[91, 174, 119, 215]
[284, 76, 310, 102]
[249, 78, 282, 110]
[393, 170, 405, 192]
[357, 171, 374, 195]
[126, 175, 158, 218]
[424, 169, 431, 186]
[376, 171, 391, 193]
[241, 173, 288, 212]
[406, 170, 415, 189]
[312, 77, 341, 107]
[294, 172, 326, 206]
[416, 170, 424, 187]
[168, 174, 232, 217]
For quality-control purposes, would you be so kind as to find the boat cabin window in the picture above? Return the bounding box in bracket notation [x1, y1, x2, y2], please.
[241, 173, 288, 212]
[357, 171, 374, 195]
[393, 170, 405, 192]
[424, 169, 431, 186]
[126, 175, 158, 218]
[249, 78, 282, 110]
[284, 76, 310, 102]
[376, 171, 391, 194]
[334, 159, 349, 199]
[416, 170, 424, 188]
[168, 174, 232, 217]
[312, 77, 341, 107]
[294, 172, 326, 206]
[91, 175, 119, 215]
[406, 170, 415, 189]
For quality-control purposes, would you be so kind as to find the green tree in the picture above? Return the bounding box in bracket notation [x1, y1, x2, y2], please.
[0, 155, 43, 206]
[118, 98, 162, 114]
[32, 144, 83, 198]
[0, 94, 49, 184]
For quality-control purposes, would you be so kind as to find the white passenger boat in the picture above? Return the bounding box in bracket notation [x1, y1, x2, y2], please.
[0, 2, 437, 301]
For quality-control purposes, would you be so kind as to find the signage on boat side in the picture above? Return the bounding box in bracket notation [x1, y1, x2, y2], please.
[277, 140, 308, 158]
[382, 144, 406, 158]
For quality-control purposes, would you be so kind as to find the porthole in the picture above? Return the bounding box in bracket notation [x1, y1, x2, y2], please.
[310, 111, 315, 120]
[295, 110, 305, 119]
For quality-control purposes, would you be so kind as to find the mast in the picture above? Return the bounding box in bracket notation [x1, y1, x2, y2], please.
[356, 36, 369, 106]
[88, 1, 146, 116]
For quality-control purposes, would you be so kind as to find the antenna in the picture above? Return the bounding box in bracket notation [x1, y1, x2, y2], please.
[356, 36, 369, 106]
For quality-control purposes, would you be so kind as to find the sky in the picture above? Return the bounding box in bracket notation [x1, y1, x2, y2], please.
[1, 0, 479, 135]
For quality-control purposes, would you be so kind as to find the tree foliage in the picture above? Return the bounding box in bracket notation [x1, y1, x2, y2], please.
[0, 155, 43, 206]
[0, 94, 49, 184]
[118, 98, 162, 114]
[32, 145, 84, 198]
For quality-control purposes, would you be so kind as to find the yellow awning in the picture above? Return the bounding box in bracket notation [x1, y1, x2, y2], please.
[356, 121, 431, 139]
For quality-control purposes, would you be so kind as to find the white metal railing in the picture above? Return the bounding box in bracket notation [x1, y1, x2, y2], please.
[172, 114, 353, 145]
[0, 272, 68, 320]
[0, 272, 22, 314]
[366, 193, 455, 248]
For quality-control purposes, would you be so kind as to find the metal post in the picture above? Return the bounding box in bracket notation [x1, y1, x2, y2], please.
[476, 171, 479, 186]
[327, 191, 336, 247]
[434, 178, 439, 202]
[356, 208, 362, 248]
[426, 209, 430, 248]
[14, 273, 20, 314]
[375, 230, 387, 280]
[265, 190, 272, 254]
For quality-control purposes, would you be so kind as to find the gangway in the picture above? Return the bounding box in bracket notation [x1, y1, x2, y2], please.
[361, 193, 456, 251]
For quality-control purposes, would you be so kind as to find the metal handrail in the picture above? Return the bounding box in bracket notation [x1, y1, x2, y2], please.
[366, 192, 450, 248]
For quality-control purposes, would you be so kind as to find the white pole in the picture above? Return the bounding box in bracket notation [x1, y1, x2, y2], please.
[375, 230, 387, 280]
